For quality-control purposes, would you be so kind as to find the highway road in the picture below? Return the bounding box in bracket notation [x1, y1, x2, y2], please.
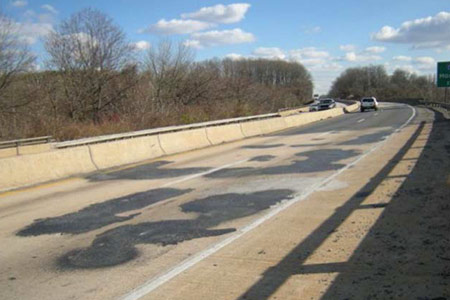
[1, 103, 449, 299]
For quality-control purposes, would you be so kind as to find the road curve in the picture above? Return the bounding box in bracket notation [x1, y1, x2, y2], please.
[1, 102, 432, 300]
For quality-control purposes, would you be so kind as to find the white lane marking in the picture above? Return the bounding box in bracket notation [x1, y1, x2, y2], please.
[120, 104, 416, 300]
[374, 112, 379, 116]
[317, 131, 331, 137]
[357, 118, 365, 123]
[161, 159, 249, 188]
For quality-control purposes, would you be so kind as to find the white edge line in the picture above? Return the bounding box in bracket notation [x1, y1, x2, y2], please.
[120, 104, 416, 300]
[357, 119, 365, 123]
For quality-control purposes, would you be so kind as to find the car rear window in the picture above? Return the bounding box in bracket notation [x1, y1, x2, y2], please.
[321, 100, 332, 103]
[362, 98, 374, 102]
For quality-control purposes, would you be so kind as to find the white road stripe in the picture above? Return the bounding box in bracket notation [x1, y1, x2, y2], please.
[317, 131, 331, 137]
[357, 118, 365, 123]
[120, 104, 416, 300]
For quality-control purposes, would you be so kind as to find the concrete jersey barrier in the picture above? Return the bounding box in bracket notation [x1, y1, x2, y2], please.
[206, 124, 245, 145]
[0, 105, 354, 192]
[158, 128, 211, 155]
[88, 136, 164, 170]
[0, 146, 97, 191]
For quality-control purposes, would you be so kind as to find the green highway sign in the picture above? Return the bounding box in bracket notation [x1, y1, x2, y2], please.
[437, 61, 450, 87]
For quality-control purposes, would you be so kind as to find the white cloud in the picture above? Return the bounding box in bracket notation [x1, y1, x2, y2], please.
[184, 28, 255, 48]
[413, 56, 435, 71]
[389, 56, 436, 73]
[289, 47, 330, 59]
[41, 4, 58, 15]
[365, 46, 386, 53]
[391, 64, 418, 74]
[304, 26, 321, 34]
[372, 11, 450, 49]
[288, 48, 331, 70]
[393, 55, 412, 62]
[344, 52, 382, 62]
[225, 53, 245, 60]
[141, 19, 214, 35]
[181, 3, 251, 24]
[11, 1, 27, 7]
[252, 47, 286, 59]
[133, 41, 151, 51]
[296, 58, 327, 67]
[413, 56, 435, 65]
[13, 21, 52, 44]
[340, 44, 356, 51]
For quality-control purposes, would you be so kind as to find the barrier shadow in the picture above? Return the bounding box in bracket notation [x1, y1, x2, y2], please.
[237, 114, 448, 299]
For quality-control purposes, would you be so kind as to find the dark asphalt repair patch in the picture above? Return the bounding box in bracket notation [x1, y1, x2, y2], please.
[17, 188, 192, 236]
[291, 143, 329, 148]
[89, 160, 210, 181]
[250, 155, 276, 162]
[59, 189, 294, 269]
[205, 149, 360, 178]
[339, 130, 392, 145]
[242, 144, 284, 149]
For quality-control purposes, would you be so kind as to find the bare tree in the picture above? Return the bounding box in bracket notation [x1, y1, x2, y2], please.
[44, 8, 136, 122]
[0, 15, 35, 112]
[145, 40, 195, 112]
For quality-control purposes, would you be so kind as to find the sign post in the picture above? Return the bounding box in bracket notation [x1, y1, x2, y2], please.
[437, 61, 450, 103]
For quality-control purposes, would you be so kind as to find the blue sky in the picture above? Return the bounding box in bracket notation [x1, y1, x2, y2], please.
[3, 0, 450, 94]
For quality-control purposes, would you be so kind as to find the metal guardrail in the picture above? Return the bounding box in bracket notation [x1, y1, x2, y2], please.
[0, 136, 54, 150]
[420, 100, 450, 111]
[56, 113, 280, 149]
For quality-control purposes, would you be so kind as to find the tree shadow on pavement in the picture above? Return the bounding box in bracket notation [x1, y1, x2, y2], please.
[238, 110, 450, 300]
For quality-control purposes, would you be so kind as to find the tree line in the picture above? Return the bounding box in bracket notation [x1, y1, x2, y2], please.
[1, 8, 441, 141]
[328, 65, 442, 102]
[0, 8, 312, 141]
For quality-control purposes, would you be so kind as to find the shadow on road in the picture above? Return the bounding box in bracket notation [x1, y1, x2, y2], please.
[238, 109, 450, 299]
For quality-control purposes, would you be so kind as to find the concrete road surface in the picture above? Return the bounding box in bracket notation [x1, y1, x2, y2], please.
[1, 103, 449, 300]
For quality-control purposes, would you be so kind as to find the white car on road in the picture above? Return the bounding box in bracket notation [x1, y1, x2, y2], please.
[360, 97, 378, 112]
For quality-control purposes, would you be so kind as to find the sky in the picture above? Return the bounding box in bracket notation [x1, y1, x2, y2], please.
[2, 0, 450, 94]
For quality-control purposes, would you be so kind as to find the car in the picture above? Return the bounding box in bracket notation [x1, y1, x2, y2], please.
[318, 98, 336, 111]
[309, 103, 319, 112]
[360, 97, 378, 112]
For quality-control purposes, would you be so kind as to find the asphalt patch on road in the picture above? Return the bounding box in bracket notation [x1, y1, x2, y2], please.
[242, 144, 284, 149]
[89, 160, 210, 181]
[17, 188, 192, 236]
[250, 155, 276, 162]
[205, 148, 359, 178]
[339, 130, 392, 145]
[291, 143, 329, 148]
[59, 189, 294, 269]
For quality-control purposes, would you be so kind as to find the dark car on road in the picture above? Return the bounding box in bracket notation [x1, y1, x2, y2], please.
[318, 99, 336, 111]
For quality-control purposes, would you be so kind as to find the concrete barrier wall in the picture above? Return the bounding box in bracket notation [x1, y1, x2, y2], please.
[0, 146, 97, 191]
[1, 106, 351, 192]
[0, 143, 53, 159]
[240, 120, 264, 137]
[18, 143, 53, 155]
[0, 148, 17, 159]
[206, 124, 245, 145]
[89, 136, 164, 170]
[344, 103, 360, 113]
[283, 113, 310, 128]
[258, 117, 288, 134]
[158, 128, 211, 155]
